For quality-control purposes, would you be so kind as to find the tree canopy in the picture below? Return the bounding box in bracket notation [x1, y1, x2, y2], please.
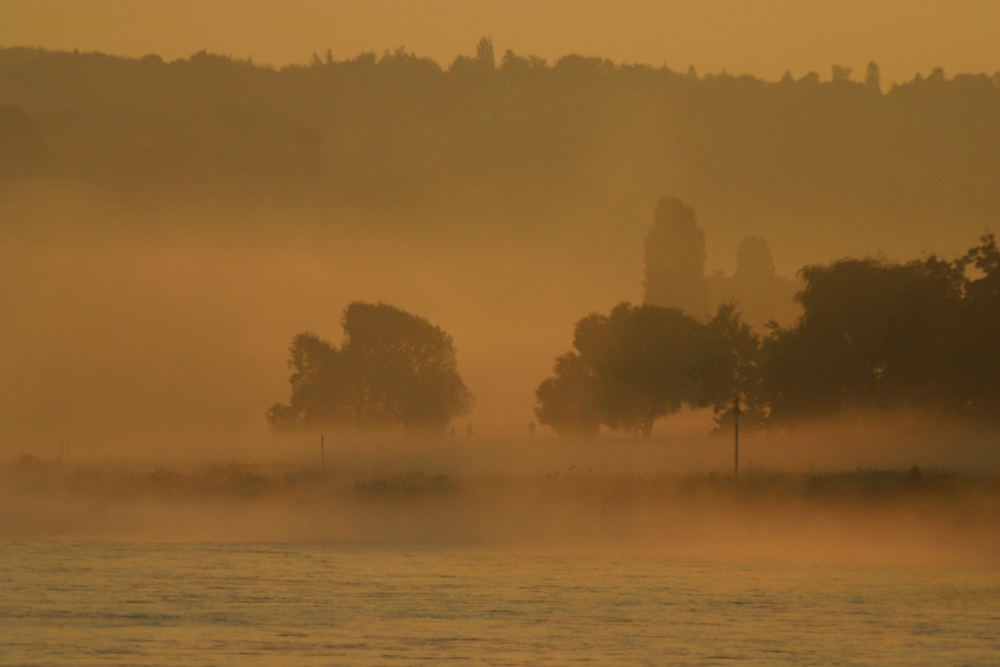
[268, 302, 473, 433]
[760, 235, 1000, 422]
[536, 303, 709, 437]
[762, 255, 963, 419]
[538, 236, 1000, 436]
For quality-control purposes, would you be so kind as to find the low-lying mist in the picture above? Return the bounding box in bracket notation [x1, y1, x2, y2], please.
[3, 411, 999, 565]
[4, 451, 999, 567]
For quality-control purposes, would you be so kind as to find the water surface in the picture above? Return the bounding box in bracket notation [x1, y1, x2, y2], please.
[2, 542, 998, 664]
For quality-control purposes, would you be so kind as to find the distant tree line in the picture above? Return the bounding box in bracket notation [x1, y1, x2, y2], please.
[2, 41, 1000, 251]
[536, 235, 1000, 435]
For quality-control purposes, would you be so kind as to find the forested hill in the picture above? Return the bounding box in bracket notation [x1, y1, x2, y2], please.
[2, 43, 999, 263]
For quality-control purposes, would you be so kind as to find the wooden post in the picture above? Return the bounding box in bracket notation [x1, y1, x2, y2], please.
[320, 433, 325, 469]
[733, 397, 740, 478]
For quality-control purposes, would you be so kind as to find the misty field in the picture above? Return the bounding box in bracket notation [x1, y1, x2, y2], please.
[4, 443, 999, 566]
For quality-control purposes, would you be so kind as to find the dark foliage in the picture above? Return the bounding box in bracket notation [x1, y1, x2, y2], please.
[541, 236, 1000, 435]
[763, 235, 1000, 422]
[536, 302, 712, 436]
[268, 302, 473, 433]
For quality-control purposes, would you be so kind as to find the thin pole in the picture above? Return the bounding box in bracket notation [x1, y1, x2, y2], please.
[733, 397, 740, 478]
[320, 433, 325, 469]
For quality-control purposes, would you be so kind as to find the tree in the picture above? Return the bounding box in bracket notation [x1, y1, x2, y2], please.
[534, 353, 601, 437]
[831, 64, 852, 84]
[642, 197, 709, 317]
[536, 302, 705, 437]
[706, 235, 800, 330]
[542, 239, 1000, 436]
[954, 234, 1000, 415]
[476, 38, 495, 70]
[695, 303, 766, 430]
[266, 331, 351, 432]
[450, 38, 496, 75]
[761, 256, 963, 421]
[268, 302, 473, 433]
[865, 61, 881, 91]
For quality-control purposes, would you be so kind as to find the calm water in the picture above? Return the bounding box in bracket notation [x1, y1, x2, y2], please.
[2, 542, 999, 664]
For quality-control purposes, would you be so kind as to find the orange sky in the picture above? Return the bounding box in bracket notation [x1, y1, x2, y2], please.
[2, 0, 998, 84]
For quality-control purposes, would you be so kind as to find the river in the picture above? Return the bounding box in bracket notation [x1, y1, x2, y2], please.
[2, 541, 998, 664]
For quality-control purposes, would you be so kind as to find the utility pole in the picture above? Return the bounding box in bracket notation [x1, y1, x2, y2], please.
[733, 396, 740, 478]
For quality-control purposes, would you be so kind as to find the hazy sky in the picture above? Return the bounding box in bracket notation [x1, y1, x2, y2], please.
[2, 0, 999, 84]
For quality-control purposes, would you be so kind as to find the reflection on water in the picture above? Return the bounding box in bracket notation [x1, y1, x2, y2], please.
[2, 542, 998, 664]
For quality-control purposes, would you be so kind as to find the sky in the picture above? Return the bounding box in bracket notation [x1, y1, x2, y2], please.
[2, 0, 1000, 84]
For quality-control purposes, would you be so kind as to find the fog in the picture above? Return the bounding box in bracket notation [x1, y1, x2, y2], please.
[4, 445, 999, 566]
[5, 189, 997, 460]
[1, 193, 641, 455]
[4, 270, 1000, 562]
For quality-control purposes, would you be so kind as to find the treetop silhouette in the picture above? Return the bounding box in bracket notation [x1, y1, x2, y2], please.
[268, 302, 473, 434]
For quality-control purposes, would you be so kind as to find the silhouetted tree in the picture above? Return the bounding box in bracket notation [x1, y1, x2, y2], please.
[266, 332, 349, 431]
[695, 303, 766, 429]
[535, 353, 601, 436]
[476, 38, 495, 70]
[954, 234, 1000, 416]
[706, 236, 800, 329]
[643, 197, 709, 317]
[450, 38, 496, 75]
[500, 49, 529, 74]
[545, 238, 1000, 435]
[865, 61, 881, 91]
[832, 65, 852, 84]
[268, 302, 473, 433]
[761, 255, 964, 420]
[536, 303, 705, 437]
